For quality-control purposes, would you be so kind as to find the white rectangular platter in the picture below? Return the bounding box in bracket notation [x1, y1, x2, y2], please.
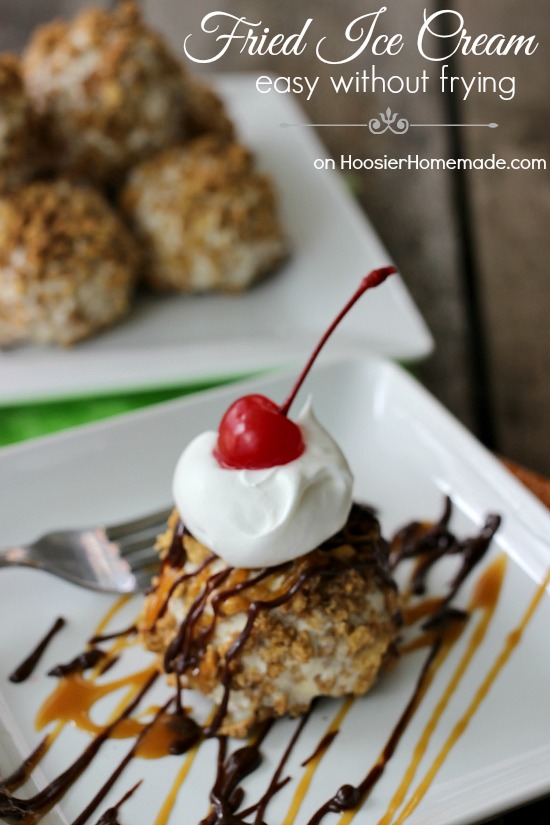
[1, 355, 549, 825]
[0, 74, 432, 405]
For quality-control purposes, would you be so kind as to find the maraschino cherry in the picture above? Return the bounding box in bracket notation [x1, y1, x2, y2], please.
[214, 266, 397, 470]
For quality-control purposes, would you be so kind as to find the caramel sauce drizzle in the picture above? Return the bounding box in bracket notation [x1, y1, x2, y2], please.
[282, 698, 354, 825]
[5, 500, 548, 825]
[91, 596, 133, 638]
[245, 712, 311, 824]
[400, 596, 444, 627]
[143, 552, 217, 630]
[0, 672, 157, 824]
[36, 666, 157, 738]
[306, 622, 459, 825]
[391, 559, 550, 825]
[302, 507, 501, 824]
[161, 507, 388, 739]
[152, 723, 208, 825]
[374, 554, 507, 825]
[71, 702, 171, 825]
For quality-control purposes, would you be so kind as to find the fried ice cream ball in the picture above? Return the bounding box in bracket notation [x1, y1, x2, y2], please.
[120, 137, 288, 293]
[22, 1, 187, 184]
[182, 76, 235, 142]
[139, 506, 400, 737]
[0, 180, 139, 346]
[0, 54, 36, 192]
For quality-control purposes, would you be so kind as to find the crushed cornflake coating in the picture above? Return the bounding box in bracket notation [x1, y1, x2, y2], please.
[0, 4, 286, 344]
[0, 54, 37, 192]
[0, 180, 140, 346]
[182, 76, 235, 142]
[140, 506, 400, 737]
[22, 1, 187, 183]
[120, 136, 288, 293]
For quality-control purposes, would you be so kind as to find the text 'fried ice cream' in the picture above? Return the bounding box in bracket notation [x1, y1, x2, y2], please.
[173, 400, 354, 568]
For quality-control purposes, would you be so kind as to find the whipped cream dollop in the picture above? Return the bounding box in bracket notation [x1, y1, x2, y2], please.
[173, 400, 353, 568]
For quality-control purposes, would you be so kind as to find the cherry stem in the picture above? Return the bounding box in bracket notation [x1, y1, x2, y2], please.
[278, 266, 397, 417]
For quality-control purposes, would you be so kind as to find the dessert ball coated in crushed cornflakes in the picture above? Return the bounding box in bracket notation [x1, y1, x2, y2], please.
[0, 54, 36, 193]
[182, 76, 235, 142]
[140, 506, 400, 737]
[0, 180, 139, 347]
[120, 136, 288, 293]
[22, 1, 187, 184]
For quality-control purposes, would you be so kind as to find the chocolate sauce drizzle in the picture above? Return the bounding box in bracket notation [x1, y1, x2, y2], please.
[94, 780, 142, 825]
[200, 735, 265, 825]
[4, 499, 502, 825]
[303, 502, 500, 824]
[71, 700, 169, 825]
[9, 618, 66, 683]
[0, 738, 49, 793]
[48, 648, 106, 678]
[165, 518, 187, 568]
[301, 730, 338, 767]
[246, 712, 311, 824]
[0, 673, 157, 824]
[160, 506, 389, 739]
[390, 497, 500, 598]
[164, 709, 202, 756]
[304, 614, 466, 825]
[88, 624, 137, 645]
[154, 552, 217, 625]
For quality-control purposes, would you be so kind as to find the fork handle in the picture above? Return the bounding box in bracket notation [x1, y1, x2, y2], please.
[0, 545, 36, 569]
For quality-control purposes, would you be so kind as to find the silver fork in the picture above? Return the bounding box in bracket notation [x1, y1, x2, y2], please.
[0, 507, 173, 593]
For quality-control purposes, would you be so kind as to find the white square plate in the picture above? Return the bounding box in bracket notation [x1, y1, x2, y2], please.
[1, 355, 549, 825]
[0, 74, 432, 405]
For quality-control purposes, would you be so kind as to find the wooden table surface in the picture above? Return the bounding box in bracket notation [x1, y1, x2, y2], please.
[1, 2, 549, 824]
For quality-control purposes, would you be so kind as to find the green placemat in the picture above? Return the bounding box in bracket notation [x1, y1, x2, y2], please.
[0, 379, 244, 448]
